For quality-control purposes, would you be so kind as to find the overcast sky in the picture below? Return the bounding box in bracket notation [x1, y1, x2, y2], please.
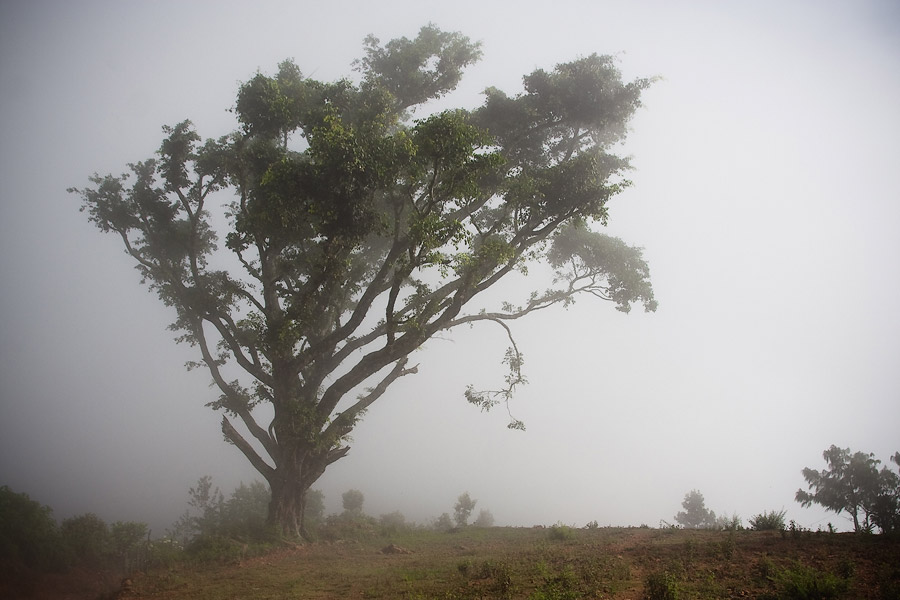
[1, 0, 899, 535]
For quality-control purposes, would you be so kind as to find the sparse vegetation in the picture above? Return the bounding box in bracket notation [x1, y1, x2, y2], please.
[4, 510, 899, 599]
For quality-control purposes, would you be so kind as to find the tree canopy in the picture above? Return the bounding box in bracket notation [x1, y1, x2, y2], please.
[796, 445, 900, 533]
[71, 25, 657, 539]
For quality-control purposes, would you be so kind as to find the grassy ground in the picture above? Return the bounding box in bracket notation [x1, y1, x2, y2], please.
[121, 526, 899, 600]
[10, 526, 900, 599]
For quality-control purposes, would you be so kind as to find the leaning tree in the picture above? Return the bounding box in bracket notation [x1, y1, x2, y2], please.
[71, 25, 657, 539]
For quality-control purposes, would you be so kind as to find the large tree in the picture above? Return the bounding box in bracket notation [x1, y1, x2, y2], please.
[796, 445, 900, 533]
[71, 25, 657, 539]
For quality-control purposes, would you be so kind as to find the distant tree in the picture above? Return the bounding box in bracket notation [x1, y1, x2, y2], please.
[222, 481, 269, 538]
[454, 492, 477, 527]
[109, 520, 148, 572]
[0, 486, 65, 571]
[674, 490, 716, 529]
[304, 489, 326, 528]
[71, 24, 656, 540]
[870, 452, 900, 534]
[379, 510, 408, 534]
[473, 508, 495, 528]
[187, 475, 225, 538]
[434, 512, 454, 531]
[796, 445, 900, 533]
[342, 489, 365, 515]
[60, 513, 109, 566]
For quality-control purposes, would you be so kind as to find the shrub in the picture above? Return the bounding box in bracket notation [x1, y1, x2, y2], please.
[433, 512, 454, 531]
[715, 512, 742, 531]
[775, 563, 848, 599]
[109, 520, 149, 572]
[378, 511, 408, 535]
[0, 485, 65, 571]
[644, 569, 680, 600]
[473, 509, 495, 528]
[548, 523, 575, 541]
[317, 511, 378, 541]
[750, 509, 786, 531]
[60, 513, 109, 566]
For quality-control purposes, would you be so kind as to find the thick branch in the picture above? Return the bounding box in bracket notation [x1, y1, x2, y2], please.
[222, 416, 275, 480]
[192, 318, 278, 460]
[321, 357, 418, 441]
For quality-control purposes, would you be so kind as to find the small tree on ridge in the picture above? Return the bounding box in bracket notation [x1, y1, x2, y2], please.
[675, 490, 716, 529]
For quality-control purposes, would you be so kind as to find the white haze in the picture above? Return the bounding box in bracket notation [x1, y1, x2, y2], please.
[1, 0, 899, 535]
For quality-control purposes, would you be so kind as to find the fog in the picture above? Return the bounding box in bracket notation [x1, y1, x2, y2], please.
[1, 0, 899, 536]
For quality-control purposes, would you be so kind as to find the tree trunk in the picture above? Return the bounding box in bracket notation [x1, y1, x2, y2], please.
[266, 453, 315, 541]
[266, 446, 331, 541]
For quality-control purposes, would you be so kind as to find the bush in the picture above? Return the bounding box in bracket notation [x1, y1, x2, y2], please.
[317, 511, 378, 541]
[433, 512, 454, 531]
[0, 485, 65, 571]
[644, 569, 680, 600]
[750, 509, 787, 531]
[775, 563, 849, 599]
[548, 523, 575, 541]
[109, 520, 149, 572]
[714, 512, 742, 531]
[60, 513, 109, 567]
[379, 511, 408, 535]
[473, 509, 495, 528]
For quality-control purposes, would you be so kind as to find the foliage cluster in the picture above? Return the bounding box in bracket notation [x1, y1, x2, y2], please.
[796, 445, 900, 533]
[0, 485, 150, 574]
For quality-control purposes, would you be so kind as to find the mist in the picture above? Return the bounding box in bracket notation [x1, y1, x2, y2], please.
[1, 0, 899, 536]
